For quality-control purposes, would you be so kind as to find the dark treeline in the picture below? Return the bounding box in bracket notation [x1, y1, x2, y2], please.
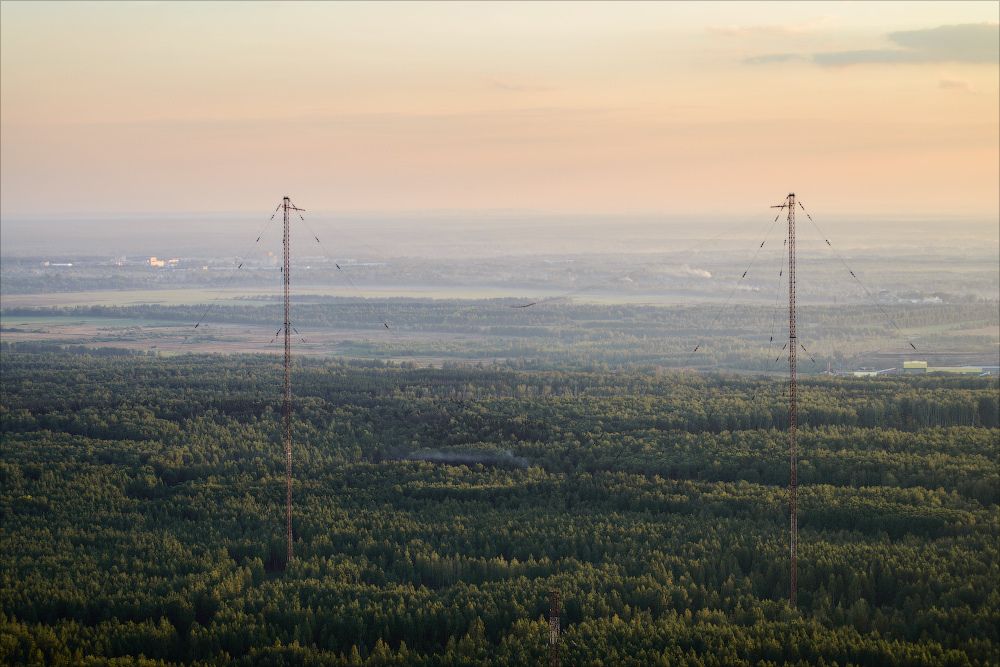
[1, 349, 997, 665]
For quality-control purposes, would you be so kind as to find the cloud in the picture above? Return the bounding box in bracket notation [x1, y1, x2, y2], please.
[938, 78, 973, 92]
[887, 23, 999, 63]
[811, 48, 920, 66]
[745, 23, 999, 66]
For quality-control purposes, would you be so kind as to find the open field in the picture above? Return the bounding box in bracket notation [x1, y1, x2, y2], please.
[3, 296, 997, 373]
[0, 285, 739, 309]
[0, 314, 497, 364]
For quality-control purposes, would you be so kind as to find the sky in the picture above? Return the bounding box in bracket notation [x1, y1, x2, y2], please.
[1, 1, 998, 219]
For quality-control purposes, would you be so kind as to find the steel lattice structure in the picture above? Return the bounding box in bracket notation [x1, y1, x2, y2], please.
[281, 196, 304, 566]
[773, 192, 798, 607]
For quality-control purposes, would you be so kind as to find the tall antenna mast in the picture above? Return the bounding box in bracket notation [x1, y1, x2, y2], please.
[787, 192, 798, 609]
[281, 195, 304, 566]
[773, 192, 797, 607]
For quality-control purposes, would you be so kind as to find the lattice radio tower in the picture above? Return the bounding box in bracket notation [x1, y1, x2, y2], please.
[771, 192, 798, 607]
[683, 192, 920, 608]
[281, 196, 304, 565]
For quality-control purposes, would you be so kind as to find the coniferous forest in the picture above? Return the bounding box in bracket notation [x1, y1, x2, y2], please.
[1, 346, 997, 666]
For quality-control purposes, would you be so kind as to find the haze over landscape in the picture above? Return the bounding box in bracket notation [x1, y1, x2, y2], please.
[1, 2, 998, 666]
[2, 1, 998, 218]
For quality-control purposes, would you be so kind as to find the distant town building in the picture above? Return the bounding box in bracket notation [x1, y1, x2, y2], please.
[851, 368, 895, 377]
[840, 362, 997, 378]
[902, 360, 997, 376]
[903, 361, 928, 374]
[148, 256, 166, 268]
[928, 366, 993, 375]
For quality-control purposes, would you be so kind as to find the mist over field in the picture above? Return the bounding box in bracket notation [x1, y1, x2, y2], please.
[3, 211, 998, 304]
[2, 209, 997, 374]
[3, 210, 998, 259]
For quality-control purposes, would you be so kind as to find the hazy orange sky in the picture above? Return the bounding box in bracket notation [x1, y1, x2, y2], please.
[1, 1, 998, 218]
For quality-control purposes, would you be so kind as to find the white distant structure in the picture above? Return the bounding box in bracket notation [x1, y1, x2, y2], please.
[904, 360, 998, 376]
[850, 368, 895, 378]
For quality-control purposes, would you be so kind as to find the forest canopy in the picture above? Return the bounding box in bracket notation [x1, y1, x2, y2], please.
[1, 347, 997, 666]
